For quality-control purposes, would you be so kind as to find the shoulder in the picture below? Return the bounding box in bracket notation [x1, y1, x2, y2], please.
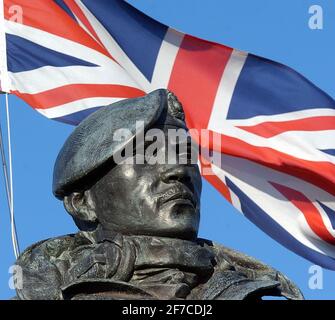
[17, 234, 81, 267]
[196, 238, 303, 300]
[15, 233, 88, 300]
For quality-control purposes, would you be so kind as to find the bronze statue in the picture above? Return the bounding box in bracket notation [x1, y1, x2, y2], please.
[14, 90, 303, 300]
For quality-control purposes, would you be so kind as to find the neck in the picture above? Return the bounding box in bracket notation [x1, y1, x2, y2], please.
[81, 224, 199, 244]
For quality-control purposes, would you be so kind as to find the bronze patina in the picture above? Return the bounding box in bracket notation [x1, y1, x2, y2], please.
[14, 90, 303, 300]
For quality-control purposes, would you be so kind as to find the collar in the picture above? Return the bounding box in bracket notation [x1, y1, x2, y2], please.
[80, 227, 215, 276]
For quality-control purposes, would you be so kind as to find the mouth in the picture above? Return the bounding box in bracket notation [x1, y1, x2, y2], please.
[158, 186, 197, 209]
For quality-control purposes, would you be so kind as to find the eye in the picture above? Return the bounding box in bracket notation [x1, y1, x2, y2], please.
[176, 137, 197, 163]
[144, 138, 160, 161]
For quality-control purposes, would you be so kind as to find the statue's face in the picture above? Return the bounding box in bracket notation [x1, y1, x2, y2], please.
[89, 127, 202, 240]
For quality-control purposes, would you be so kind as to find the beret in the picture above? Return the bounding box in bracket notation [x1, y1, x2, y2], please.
[52, 89, 186, 199]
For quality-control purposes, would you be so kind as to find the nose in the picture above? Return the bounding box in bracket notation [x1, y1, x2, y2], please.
[160, 165, 192, 186]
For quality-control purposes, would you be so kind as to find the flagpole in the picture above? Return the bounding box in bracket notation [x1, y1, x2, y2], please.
[0, 95, 11, 206]
[0, 93, 20, 258]
[0, 0, 20, 259]
[5, 93, 20, 258]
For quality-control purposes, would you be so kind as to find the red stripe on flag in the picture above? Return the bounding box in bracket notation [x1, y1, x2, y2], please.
[12, 84, 145, 109]
[168, 35, 233, 130]
[238, 116, 335, 138]
[63, 0, 113, 59]
[271, 182, 335, 245]
[4, 0, 110, 58]
[193, 129, 335, 198]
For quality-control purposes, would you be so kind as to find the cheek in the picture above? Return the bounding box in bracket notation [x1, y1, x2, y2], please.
[122, 166, 137, 179]
[109, 166, 138, 197]
[134, 173, 160, 211]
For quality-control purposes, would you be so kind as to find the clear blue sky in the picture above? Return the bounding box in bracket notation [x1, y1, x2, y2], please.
[1, 0, 335, 299]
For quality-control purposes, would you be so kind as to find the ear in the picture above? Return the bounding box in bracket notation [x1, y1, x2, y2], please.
[64, 190, 97, 223]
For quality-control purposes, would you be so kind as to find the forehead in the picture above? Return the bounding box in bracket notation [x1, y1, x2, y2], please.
[140, 125, 191, 145]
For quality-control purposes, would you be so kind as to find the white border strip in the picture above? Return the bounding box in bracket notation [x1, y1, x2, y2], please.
[0, 0, 11, 92]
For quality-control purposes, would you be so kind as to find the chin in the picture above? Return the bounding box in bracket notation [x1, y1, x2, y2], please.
[158, 222, 199, 241]
[163, 202, 199, 217]
[147, 205, 200, 240]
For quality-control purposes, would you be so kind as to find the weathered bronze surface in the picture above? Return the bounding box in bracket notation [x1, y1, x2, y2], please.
[14, 90, 303, 300]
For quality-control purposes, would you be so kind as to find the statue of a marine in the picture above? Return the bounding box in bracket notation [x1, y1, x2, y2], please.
[14, 90, 303, 300]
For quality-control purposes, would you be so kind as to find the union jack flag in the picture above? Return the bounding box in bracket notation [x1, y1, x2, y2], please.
[1, 0, 335, 269]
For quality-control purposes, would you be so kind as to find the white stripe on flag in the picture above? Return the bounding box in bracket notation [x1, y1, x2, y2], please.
[314, 201, 335, 239]
[75, 0, 149, 91]
[9, 65, 138, 94]
[36, 97, 124, 119]
[265, 130, 335, 156]
[5, 20, 118, 69]
[151, 28, 184, 89]
[227, 108, 335, 127]
[223, 124, 335, 163]
[229, 188, 243, 214]
[71, 11, 97, 40]
[217, 153, 335, 258]
[208, 49, 247, 132]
